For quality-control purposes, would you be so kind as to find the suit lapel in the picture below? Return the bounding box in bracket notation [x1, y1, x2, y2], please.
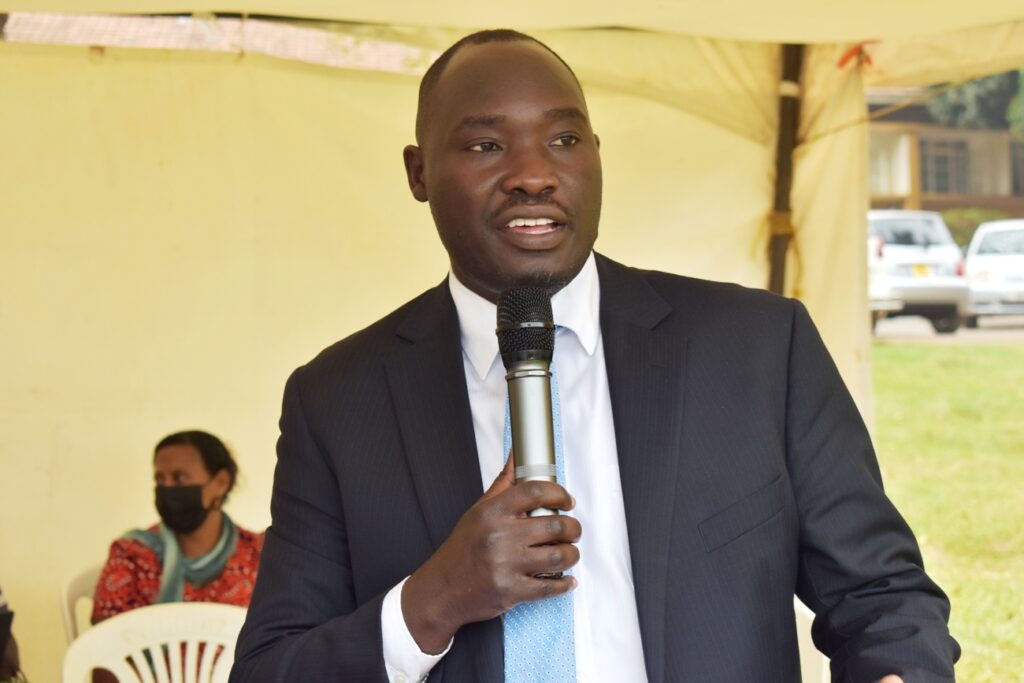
[597, 254, 686, 683]
[383, 281, 502, 682]
[384, 281, 483, 549]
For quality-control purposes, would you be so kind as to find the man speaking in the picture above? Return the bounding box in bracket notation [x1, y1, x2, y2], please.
[232, 30, 958, 682]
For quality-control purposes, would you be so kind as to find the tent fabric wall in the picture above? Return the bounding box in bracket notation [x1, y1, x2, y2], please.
[791, 43, 873, 420]
[0, 42, 445, 681]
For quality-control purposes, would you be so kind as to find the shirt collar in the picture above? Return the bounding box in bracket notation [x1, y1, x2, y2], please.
[448, 252, 601, 381]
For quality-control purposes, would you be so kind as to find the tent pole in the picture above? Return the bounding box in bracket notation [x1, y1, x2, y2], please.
[768, 43, 804, 295]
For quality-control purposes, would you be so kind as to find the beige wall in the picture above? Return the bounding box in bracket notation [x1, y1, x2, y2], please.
[0, 34, 870, 681]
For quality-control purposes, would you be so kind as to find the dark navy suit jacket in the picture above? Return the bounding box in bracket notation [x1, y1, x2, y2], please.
[232, 254, 958, 682]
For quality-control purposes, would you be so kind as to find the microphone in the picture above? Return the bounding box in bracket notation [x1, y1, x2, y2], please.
[496, 287, 558, 518]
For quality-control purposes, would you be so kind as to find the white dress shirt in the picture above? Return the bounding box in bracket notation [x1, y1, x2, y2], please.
[382, 253, 649, 682]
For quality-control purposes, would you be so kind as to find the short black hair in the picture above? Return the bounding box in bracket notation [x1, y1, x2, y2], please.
[155, 430, 239, 501]
[415, 29, 581, 144]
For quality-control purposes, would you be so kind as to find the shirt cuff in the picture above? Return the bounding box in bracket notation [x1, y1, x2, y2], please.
[381, 576, 452, 683]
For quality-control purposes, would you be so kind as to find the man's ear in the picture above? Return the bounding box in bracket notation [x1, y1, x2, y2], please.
[403, 145, 429, 203]
[594, 133, 601, 149]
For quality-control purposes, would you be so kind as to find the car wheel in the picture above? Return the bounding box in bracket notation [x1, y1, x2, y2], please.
[930, 316, 960, 334]
[965, 316, 979, 329]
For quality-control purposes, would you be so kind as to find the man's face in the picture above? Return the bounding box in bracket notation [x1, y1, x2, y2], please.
[404, 41, 602, 303]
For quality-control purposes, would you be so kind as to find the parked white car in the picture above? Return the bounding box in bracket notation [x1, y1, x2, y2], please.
[868, 210, 969, 333]
[964, 219, 1024, 327]
[867, 232, 904, 323]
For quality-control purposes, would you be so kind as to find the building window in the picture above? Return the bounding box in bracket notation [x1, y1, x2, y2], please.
[1012, 141, 1024, 196]
[920, 138, 969, 194]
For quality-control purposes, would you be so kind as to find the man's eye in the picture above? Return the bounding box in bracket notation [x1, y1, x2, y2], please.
[467, 141, 501, 152]
[552, 135, 579, 147]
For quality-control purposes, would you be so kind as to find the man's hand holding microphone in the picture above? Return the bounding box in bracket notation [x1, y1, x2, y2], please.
[402, 287, 579, 654]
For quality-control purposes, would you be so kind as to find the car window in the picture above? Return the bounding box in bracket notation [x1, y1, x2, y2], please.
[977, 229, 1024, 255]
[870, 218, 952, 246]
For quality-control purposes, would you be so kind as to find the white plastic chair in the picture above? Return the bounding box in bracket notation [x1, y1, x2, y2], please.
[796, 597, 830, 683]
[61, 563, 104, 643]
[62, 602, 246, 683]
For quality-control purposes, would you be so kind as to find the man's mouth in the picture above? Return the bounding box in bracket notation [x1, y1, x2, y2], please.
[503, 217, 563, 235]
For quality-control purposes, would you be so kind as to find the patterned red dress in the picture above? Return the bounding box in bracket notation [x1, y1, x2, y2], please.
[91, 524, 264, 623]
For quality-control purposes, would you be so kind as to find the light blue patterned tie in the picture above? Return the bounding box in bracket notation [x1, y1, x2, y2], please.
[502, 363, 576, 683]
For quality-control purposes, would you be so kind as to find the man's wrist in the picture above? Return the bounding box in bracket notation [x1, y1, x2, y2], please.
[382, 578, 451, 683]
[401, 570, 459, 654]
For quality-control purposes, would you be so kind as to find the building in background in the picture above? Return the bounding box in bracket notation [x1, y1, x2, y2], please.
[868, 87, 1024, 216]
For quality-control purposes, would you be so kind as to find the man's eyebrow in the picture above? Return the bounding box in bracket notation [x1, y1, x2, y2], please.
[455, 108, 588, 130]
[457, 114, 506, 129]
[545, 107, 588, 122]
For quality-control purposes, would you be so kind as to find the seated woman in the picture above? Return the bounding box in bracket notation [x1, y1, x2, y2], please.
[92, 430, 263, 623]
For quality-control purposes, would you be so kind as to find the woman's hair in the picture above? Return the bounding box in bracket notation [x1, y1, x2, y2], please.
[154, 430, 239, 501]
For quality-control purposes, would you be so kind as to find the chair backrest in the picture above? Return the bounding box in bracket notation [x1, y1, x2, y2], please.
[63, 602, 247, 683]
[61, 563, 104, 643]
[795, 597, 830, 683]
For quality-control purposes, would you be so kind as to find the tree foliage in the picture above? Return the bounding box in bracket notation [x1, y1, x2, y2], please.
[941, 207, 1011, 248]
[926, 71, 1023, 135]
[1008, 74, 1024, 138]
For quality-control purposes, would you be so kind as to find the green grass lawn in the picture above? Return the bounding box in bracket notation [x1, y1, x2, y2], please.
[872, 343, 1024, 682]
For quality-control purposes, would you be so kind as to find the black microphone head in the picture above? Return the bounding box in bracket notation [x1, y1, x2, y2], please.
[496, 287, 555, 369]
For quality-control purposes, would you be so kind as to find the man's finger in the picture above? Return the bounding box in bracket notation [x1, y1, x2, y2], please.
[519, 542, 581, 576]
[877, 677, 903, 683]
[519, 513, 583, 547]
[508, 479, 574, 515]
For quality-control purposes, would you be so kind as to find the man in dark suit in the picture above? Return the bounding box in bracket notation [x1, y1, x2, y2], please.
[232, 30, 958, 682]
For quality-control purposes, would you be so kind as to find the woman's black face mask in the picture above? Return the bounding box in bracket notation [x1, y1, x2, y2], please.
[155, 484, 210, 534]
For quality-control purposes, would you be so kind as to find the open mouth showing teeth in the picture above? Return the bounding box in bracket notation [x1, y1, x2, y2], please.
[504, 217, 562, 234]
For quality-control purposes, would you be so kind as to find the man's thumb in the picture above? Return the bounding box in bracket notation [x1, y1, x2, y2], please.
[482, 452, 516, 500]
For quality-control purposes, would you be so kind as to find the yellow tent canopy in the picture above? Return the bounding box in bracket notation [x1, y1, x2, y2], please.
[4, 0, 1024, 42]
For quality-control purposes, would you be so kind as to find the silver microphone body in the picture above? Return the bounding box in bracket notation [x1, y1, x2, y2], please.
[496, 286, 559, 520]
[506, 358, 558, 517]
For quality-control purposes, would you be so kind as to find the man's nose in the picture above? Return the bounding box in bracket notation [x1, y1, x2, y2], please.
[499, 146, 558, 196]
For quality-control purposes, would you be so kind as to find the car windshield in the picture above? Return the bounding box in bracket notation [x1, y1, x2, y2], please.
[871, 218, 951, 246]
[977, 229, 1024, 255]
